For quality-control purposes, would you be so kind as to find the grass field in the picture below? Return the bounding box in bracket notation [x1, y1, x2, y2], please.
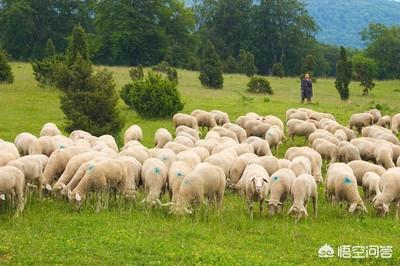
[0, 62, 400, 265]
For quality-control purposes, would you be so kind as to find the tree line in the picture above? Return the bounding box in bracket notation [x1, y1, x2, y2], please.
[0, 0, 399, 79]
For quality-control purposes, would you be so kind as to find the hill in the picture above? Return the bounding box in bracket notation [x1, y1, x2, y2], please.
[305, 0, 400, 48]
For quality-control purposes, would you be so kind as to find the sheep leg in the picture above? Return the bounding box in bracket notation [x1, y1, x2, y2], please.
[396, 200, 400, 220]
[95, 193, 102, 213]
[312, 196, 318, 218]
[248, 200, 254, 219]
[259, 199, 264, 217]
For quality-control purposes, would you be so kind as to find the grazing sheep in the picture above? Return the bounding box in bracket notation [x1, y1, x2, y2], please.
[150, 148, 176, 169]
[287, 174, 318, 220]
[193, 110, 217, 130]
[362, 172, 381, 201]
[286, 119, 316, 141]
[176, 131, 197, 145]
[196, 138, 220, 154]
[14, 133, 37, 156]
[348, 113, 374, 133]
[211, 126, 239, 142]
[285, 109, 297, 120]
[189, 147, 209, 162]
[176, 150, 202, 169]
[265, 126, 284, 151]
[249, 156, 280, 176]
[372, 167, 400, 218]
[377, 115, 391, 128]
[205, 149, 238, 177]
[40, 122, 62, 137]
[69, 130, 93, 141]
[309, 111, 335, 121]
[244, 120, 271, 138]
[163, 142, 190, 154]
[334, 129, 348, 142]
[173, 113, 198, 130]
[119, 145, 151, 164]
[211, 140, 242, 155]
[350, 138, 377, 161]
[312, 138, 338, 163]
[337, 126, 356, 140]
[337, 141, 361, 163]
[262, 115, 284, 130]
[124, 125, 143, 145]
[374, 140, 396, 169]
[176, 126, 200, 141]
[278, 159, 291, 169]
[211, 110, 230, 126]
[0, 166, 25, 217]
[347, 160, 386, 186]
[289, 156, 312, 177]
[245, 136, 272, 156]
[97, 135, 118, 152]
[0, 141, 20, 166]
[7, 155, 48, 190]
[236, 164, 270, 218]
[41, 146, 91, 191]
[268, 168, 296, 215]
[154, 128, 173, 148]
[229, 153, 259, 184]
[308, 132, 339, 146]
[171, 162, 226, 215]
[288, 111, 308, 121]
[367, 109, 382, 124]
[285, 147, 322, 183]
[141, 158, 168, 205]
[362, 125, 399, 145]
[326, 163, 367, 213]
[174, 136, 195, 148]
[222, 123, 247, 143]
[167, 161, 193, 202]
[53, 151, 109, 192]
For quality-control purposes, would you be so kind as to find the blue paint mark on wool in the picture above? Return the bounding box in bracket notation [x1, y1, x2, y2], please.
[154, 167, 161, 174]
[344, 176, 352, 184]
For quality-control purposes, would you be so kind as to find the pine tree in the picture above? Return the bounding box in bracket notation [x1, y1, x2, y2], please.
[0, 50, 14, 84]
[199, 41, 223, 89]
[335, 46, 352, 101]
[272, 63, 285, 78]
[45, 39, 56, 58]
[224, 55, 237, 73]
[238, 49, 257, 77]
[66, 25, 90, 66]
[55, 27, 124, 137]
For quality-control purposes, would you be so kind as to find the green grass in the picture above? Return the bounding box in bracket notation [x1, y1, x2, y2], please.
[1, 62, 400, 265]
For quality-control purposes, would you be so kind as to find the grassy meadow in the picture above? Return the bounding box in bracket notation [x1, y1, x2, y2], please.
[0, 62, 400, 265]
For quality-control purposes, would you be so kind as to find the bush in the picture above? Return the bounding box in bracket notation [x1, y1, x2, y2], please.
[272, 63, 285, 77]
[352, 54, 377, 96]
[238, 49, 257, 77]
[0, 50, 14, 84]
[31, 55, 64, 86]
[120, 71, 184, 118]
[152, 61, 170, 73]
[199, 40, 223, 89]
[246, 76, 273, 94]
[224, 55, 237, 73]
[166, 67, 178, 83]
[129, 65, 144, 80]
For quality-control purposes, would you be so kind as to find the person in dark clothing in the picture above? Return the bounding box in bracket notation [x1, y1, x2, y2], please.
[301, 73, 313, 103]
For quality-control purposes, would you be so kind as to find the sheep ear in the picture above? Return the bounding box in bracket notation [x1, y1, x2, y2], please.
[0, 194, 5, 200]
[75, 193, 81, 201]
[349, 203, 357, 213]
[251, 177, 256, 183]
[45, 183, 52, 191]
[263, 178, 269, 183]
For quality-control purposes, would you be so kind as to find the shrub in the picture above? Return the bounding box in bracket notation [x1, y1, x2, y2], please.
[272, 63, 285, 77]
[224, 55, 237, 73]
[120, 71, 184, 118]
[31, 54, 64, 86]
[0, 49, 14, 84]
[352, 54, 377, 96]
[129, 65, 144, 81]
[45, 39, 56, 58]
[199, 40, 223, 89]
[152, 61, 170, 73]
[167, 67, 178, 83]
[247, 76, 273, 94]
[238, 49, 257, 77]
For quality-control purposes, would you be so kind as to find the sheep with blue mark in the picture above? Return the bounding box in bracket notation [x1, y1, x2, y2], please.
[167, 161, 193, 203]
[141, 158, 168, 206]
[150, 148, 176, 169]
[326, 163, 367, 213]
[267, 168, 296, 215]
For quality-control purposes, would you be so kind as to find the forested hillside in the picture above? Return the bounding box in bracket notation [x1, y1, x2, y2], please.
[305, 0, 400, 48]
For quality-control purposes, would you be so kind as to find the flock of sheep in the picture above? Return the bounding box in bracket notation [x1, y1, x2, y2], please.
[1, 108, 400, 220]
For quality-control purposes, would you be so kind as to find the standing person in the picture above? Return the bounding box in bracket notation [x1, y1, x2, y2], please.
[301, 73, 313, 104]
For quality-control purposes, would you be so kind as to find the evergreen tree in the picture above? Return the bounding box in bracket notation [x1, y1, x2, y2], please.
[66, 24, 90, 66]
[0, 49, 14, 84]
[45, 38, 56, 58]
[238, 49, 257, 77]
[352, 54, 377, 96]
[335, 46, 352, 101]
[224, 55, 237, 73]
[199, 41, 223, 89]
[272, 63, 285, 78]
[55, 27, 124, 137]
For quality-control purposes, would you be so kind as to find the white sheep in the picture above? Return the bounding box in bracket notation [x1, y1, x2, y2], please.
[249, 156, 280, 176]
[124, 125, 143, 144]
[211, 110, 230, 126]
[167, 161, 193, 202]
[222, 123, 247, 143]
[337, 141, 361, 163]
[285, 147, 322, 183]
[374, 140, 396, 169]
[367, 109, 381, 124]
[0, 141, 20, 166]
[0, 166, 25, 217]
[312, 138, 338, 163]
[326, 163, 367, 213]
[362, 172, 381, 201]
[170, 162, 226, 215]
[150, 148, 176, 169]
[141, 158, 168, 205]
[347, 160, 386, 185]
[265, 125, 284, 151]
[154, 128, 173, 148]
[286, 119, 316, 141]
[40, 122, 62, 137]
[236, 164, 270, 218]
[205, 149, 238, 177]
[376, 115, 391, 128]
[228, 153, 259, 184]
[372, 167, 400, 218]
[289, 156, 312, 177]
[391, 114, 400, 134]
[267, 168, 296, 215]
[173, 113, 198, 130]
[334, 129, 348, 142]
[287, 174, 318, 220]
[348, 113, 374, 133]
[14, 132, 37, 156]
[175, 126, 200, 141]
[245, 136, 271, 156]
